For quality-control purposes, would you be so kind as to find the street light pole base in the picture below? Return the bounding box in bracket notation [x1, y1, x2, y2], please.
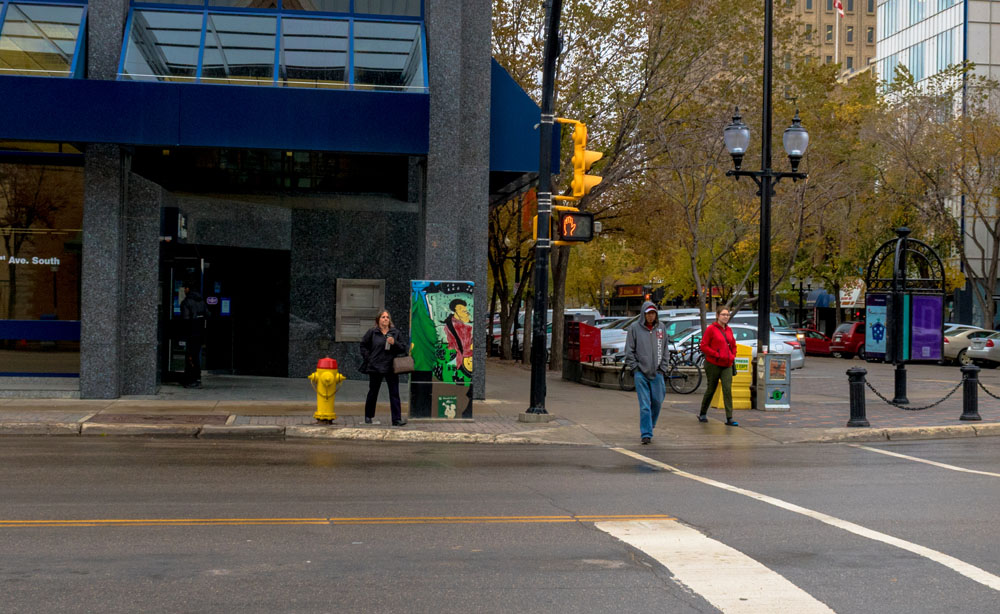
[519, 411, 553, 423]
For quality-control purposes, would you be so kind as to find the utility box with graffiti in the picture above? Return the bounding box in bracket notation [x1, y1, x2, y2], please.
[408, 280, 474, 419]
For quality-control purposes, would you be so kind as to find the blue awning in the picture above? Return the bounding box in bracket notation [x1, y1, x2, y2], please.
[1, 64, 556, 169]
[489, 59, 559, 174]
[0, 76, 429, 154]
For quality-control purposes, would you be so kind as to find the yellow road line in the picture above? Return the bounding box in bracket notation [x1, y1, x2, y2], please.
[0, 514, 673, 529]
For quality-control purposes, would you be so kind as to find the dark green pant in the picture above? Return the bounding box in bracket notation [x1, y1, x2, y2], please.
[699, 362, 733, 419]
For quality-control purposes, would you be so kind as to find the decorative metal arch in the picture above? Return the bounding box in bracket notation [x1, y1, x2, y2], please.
[864, 228, 945, 295]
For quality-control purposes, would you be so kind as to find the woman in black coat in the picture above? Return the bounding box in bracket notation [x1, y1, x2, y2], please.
[360, 310, 408, 426]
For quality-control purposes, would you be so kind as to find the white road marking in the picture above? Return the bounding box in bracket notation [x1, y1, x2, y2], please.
[849, 444, 1000, 478]
[597, 519, 836, 613]
[612, 447, 1000, 592]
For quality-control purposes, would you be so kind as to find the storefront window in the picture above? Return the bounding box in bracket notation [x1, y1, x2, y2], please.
[0, 2, 87, 77]
[0, 163, 82, 376]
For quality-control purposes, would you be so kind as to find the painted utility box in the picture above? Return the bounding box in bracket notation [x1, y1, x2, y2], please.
[755, 352, 791, 411]
[408, 280, 474, 419]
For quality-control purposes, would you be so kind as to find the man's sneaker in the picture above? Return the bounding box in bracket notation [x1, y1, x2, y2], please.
[641, 436, 651, 445]
[725, 419, 739, 427]
[697, 414, 708, 423]
[364, 417, 381, 425]
[392, 418, 408, 427]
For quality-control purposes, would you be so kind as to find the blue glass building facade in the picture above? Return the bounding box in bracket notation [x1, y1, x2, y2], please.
[0, 0, 543, 397]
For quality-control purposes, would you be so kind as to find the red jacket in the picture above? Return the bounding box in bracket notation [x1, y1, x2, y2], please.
[700, 322, 737, 368]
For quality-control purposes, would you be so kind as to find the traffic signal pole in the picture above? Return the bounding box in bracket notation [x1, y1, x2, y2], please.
[526, 0, 563, 415]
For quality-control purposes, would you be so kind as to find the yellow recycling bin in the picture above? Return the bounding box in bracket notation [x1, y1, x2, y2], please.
[711, 343, 753, 410]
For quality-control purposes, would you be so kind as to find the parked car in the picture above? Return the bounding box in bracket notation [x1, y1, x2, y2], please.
[602, 310, 793, 360]
[943, 328, 997, 365]
[646, 323, 805, 369]
[965, 331, 1000, 368]
[797, 328, 833, 356]
[944, 322, 984, 335]
[594, 316, 630, 328]
[829, 321, 866, 359]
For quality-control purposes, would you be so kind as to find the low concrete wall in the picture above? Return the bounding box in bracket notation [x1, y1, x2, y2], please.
[579, 362, 623, 390]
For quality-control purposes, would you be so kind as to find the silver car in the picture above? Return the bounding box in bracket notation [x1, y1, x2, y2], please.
[965, 331, 1000, 368]
[668, 324, 806, 369]
[944, 328, 997, 365]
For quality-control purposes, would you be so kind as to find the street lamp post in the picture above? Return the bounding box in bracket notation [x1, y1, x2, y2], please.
[723, 0, 809, 353]
[790, 276, 812, 326]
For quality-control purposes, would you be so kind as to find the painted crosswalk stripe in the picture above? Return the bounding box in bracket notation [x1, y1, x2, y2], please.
[848, 444, 1000, 478]
[597, 519, 836, 613]
[612, 447, 1000, 592]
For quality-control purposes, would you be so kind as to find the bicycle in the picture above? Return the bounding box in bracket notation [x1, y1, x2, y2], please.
[618, 351, 704, 394]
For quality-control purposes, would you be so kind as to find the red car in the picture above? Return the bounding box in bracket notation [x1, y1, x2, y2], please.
[829, 321, 866, 359]
[796, 328, 833, 356]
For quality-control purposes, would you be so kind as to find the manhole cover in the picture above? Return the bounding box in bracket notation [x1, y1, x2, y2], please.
[87, 414, 228, 425]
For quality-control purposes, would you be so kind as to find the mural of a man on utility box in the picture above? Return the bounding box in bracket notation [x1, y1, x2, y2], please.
[409, 280, 474, 419]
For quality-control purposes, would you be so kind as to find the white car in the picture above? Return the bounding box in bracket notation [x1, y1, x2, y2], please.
[668, 324, 806, 369]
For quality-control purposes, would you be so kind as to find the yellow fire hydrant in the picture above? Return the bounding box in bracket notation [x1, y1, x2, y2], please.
[309, 357, 345, 424]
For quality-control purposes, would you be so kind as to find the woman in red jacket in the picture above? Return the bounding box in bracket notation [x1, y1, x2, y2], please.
[699, 307, 739, 426]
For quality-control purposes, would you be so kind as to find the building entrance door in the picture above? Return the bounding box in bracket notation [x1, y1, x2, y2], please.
[160, 246, 290, 381]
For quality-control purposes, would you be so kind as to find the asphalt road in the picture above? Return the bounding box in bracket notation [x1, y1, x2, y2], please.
[2, 438, 998, 613]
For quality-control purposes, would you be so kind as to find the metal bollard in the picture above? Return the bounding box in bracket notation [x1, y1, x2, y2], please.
[892, 363, 909, 404]
[960, 364, 983, 421]
[847, 367, 870, 427]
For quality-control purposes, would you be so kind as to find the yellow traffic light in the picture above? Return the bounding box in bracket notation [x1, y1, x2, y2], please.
[554, 118, 602, 201]
[570, 123, 603, 198]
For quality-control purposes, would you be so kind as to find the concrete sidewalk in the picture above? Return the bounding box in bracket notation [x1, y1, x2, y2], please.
[1, 358, 998, 446]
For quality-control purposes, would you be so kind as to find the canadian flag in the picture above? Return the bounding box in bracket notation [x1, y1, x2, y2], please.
[834, 0, 845, 17]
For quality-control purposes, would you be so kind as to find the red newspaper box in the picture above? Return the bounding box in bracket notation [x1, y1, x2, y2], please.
[578, 322, 601, 363]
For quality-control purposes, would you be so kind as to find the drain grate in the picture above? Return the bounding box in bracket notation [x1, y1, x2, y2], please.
[87, 414, 228, 425]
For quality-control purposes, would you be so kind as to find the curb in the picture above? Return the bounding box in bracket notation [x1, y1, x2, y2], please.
[0, 422, 81, 436]
[198, 425, 285, 439]
[81, 423, 201, 437]
[285, 425, 538, 444]
[785, 422, 1000, 444]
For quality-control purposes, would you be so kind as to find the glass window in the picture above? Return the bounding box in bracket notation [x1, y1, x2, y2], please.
[825, 24, 833, 41]
[283, 0, 351, 11]
[120, 10, 203, 82]
[201, 13, 277, 85]
[354, 0, 420, 17]
[804, 23, 812, 41]
[846, 25, 853, 43]
[353, 20, 424, 92]
[868, 0, 874, 11]
[0, 3, 85, 77]
[280, 17, 348, 87]
[806, 0, 813, 9]
[825, 55, 832, 64]
[207, 0, 278, 7]
[826, 0, 833, 10]
[846, 56, 853, 70]
[867, 26, 873, 44]
[0, 163, 83, 376]
[847, 0, 853, 10]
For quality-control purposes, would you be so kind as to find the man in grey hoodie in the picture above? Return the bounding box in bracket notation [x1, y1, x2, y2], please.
[624, 301, 671, 444]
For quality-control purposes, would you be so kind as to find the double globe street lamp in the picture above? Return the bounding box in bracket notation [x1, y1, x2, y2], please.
[721, 0, 810, 354]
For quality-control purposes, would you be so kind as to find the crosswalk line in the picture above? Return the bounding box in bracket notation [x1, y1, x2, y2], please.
[613, 447, 1000, 592]
[848, 444, 1000, 478]
[597, 519, 836, 613]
